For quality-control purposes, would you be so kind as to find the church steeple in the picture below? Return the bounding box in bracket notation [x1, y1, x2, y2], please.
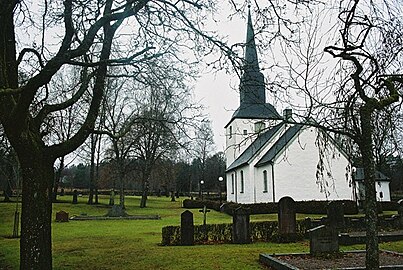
[239, 7, 265, 105]
[225, 6, 281, 128]
[244, 7, 259, 73]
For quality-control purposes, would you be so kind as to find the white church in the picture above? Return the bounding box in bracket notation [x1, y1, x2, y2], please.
[224, 10, 388, 204]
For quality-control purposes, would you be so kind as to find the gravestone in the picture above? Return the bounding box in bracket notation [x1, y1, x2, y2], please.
[232, 207, 251, 244]
[180, 210, 194, 246]
[278, 196, 296, 236]
[106, 205, 127, 217]
[398, 199, 403, 228]
[55, 211, 69, 222]
[327, 201, 345, 229]
[308, 225, 339, 255]
[60, 188, 65, 196]
[72, 189, 78, 204]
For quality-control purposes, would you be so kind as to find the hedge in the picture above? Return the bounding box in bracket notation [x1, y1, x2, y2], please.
[182, 199, 359, 215]
[378, 201, 399, 211]
[162, 214, 401, 246]
[161, 220, 308, 246]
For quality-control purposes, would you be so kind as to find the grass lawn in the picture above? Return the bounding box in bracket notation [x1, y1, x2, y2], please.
[0, 195, 402, 269]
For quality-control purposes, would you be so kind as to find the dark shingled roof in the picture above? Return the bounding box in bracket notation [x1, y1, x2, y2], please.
[226, 123, 284, 172]
[354, 168, 390, 181]
[224, 103, 282, 128]
[255, 124, 304, 167]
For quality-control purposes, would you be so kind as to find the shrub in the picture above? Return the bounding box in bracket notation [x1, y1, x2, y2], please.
[161, 226, 181, 246]
[161, 220, 309, 246]
[378, 201, 398, 211]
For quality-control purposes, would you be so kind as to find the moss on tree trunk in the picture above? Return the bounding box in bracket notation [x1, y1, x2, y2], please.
[359, 105, 379, 270]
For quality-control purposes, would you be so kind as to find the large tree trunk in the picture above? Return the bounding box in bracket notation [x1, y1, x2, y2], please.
[140, 177, 148, 208]
[119, 167, 125, 209]
[18, 148, 55, 270]
[359, 105, 379, 270]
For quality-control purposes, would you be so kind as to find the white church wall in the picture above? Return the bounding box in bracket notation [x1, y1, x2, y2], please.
[355, 180, 391, 202]
[237, 166, 255, 203]
[226, 171, 236, 202]
[376, 181, 391, 201]
[225, 166, 255, 203]
[272, 127, 353, 202]
[255, 164, 275, 203]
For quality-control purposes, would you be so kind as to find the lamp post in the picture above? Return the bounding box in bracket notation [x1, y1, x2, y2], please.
[218, 176, 224, 204]
[200, 180, 204, 201]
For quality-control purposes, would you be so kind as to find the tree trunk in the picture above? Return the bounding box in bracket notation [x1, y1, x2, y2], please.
[88, 135, 96, 205]
[119, 168, 125, 209]
[18, 150, 54, 270]
[359, 105, 379, 270]
[140, 177, 148, 208]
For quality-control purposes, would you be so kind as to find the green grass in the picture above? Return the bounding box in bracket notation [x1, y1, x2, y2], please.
[0, 195, 402, 269]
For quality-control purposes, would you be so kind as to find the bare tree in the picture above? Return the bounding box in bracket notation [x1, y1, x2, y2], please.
[192, 120, 215, 198]
[0, 0, 227, 268]
[102, 77, 139, 210]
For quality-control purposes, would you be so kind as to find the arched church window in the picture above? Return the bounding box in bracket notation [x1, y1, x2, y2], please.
[240, 170, 244, 193]
[263, 170, 268, 193]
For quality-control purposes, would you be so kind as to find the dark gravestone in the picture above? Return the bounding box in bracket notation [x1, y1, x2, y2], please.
[232, 207, 251, 244]
[308, 225, 339, 255]
[327, 201, 345, 229]
[72, 189, 78, 204]
[60, 188, 65, 196]
[55, 211, 69, 222]
[180, 210, 194, 246]
[398, 199, 403, 228]
[278, 196, 296, 235]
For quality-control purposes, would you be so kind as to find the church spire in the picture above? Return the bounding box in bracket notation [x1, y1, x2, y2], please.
[245, 6, 259, 72]
[225, 6, 282, 128]
[239, 7, 265, 105]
